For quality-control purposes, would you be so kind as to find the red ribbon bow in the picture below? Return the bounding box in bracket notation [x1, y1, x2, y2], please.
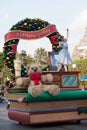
[30, 73, 41, 85]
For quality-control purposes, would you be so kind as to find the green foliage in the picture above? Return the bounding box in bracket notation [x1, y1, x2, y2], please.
[26, 55, 34, 64]
[2, 66, 13, 83]
[34, 48, 48, 65]
[19, 51, 34, 65]
[0, 52, 4, 71]
[72, 58, 87, 77]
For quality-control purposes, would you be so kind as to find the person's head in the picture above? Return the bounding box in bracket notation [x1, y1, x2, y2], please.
[60, 36, 65, 41]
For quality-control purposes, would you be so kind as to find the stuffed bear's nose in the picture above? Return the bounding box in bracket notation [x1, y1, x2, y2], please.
[34, 69, 37, 72]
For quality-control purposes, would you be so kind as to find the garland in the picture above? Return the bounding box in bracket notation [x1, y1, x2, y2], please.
[3, 18, 62, 76]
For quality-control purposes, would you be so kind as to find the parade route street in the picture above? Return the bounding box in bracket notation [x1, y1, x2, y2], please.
[0, 102, 87, 130]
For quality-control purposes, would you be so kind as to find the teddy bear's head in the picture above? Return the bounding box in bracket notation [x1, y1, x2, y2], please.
[27, 64, 42, 75]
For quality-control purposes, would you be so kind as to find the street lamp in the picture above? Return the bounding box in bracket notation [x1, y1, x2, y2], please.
[72, 64, 77, 71]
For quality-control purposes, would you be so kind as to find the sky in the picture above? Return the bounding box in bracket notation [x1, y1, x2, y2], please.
[0, 0, 87, 57]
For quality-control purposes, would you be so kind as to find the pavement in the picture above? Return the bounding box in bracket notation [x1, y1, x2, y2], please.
[0, 102, 87, 130]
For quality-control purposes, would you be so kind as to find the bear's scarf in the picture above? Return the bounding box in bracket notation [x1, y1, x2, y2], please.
[30, 73, 41, 85]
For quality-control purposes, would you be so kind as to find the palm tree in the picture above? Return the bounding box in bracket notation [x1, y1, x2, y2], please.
[34, 48, 48, 65]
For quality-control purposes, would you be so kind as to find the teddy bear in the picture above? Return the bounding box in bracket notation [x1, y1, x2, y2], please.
[27, 64, 60, 97]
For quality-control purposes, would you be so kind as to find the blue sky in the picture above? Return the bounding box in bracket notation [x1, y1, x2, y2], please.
[0, 0, 87, 56]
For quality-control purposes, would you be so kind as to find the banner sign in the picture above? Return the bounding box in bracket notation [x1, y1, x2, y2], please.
[5, 25, 57, 42]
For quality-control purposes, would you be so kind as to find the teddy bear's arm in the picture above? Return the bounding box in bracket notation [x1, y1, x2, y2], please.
[41, 74, 53, 83]
[41, 75, 47, 83]
[46, 74, 53, 83]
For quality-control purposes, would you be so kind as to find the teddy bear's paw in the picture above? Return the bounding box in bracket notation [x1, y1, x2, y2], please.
[48, 85, 60, 96]
[16, 77, 23, 86]
[41, 75, 47, 83]
[46, 74, 53, 83]
[28, 86, 42, 97]
[16, 77, 29, 88]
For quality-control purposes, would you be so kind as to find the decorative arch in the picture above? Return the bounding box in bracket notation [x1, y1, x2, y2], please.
[3, 18, 62, 76]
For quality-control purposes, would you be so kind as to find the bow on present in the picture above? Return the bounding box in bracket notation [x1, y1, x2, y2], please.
[30, 73, 41, 85]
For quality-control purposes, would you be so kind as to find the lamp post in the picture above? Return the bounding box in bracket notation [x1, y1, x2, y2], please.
[20, 50, 27, 67]
[72, 64, 77, 71]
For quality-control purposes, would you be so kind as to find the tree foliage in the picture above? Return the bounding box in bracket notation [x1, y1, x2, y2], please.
[34, 48, 48, 65]
[72, 58, 87, 77]
[19, 50, 34, 65]
[0, 52, 4, 71]
[26, 54, 34, 64]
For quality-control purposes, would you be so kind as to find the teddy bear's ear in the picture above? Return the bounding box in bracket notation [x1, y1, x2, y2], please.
[26, 65, 30, 72]
[38, 64, 42, 69]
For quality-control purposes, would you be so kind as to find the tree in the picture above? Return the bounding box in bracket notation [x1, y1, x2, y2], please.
[20, 50, 34, 65]
[20, 50, 27, 66]
[69, 58, 87, 77]
[0, 52, 4, 71]
[26, 54, 34, 64]
[34, 48, 48, 65]
[2, 66, 13, 84]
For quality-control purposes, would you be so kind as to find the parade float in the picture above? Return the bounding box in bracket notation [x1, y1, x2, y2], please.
[3, 18, 87, 125]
